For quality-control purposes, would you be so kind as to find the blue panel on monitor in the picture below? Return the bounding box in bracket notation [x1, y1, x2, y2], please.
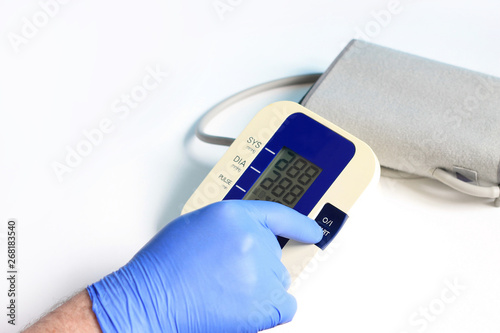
[224, 111, 355, 218]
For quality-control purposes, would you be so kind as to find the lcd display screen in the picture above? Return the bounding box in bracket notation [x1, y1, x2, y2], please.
[243, 147, 322, 208]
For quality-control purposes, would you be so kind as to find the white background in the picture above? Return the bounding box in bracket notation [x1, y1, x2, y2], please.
[1, 0, 499, 332]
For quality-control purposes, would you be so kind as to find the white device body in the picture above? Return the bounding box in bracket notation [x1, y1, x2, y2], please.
[183, 101, 379, 282]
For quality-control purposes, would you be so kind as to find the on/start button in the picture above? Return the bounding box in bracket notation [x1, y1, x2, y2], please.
[314, 203, 348, 250]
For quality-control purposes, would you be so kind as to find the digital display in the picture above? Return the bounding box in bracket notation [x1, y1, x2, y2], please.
[243, 147, 322, 208]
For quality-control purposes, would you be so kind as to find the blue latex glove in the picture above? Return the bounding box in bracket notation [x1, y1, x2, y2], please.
[87, 200, 323, 332]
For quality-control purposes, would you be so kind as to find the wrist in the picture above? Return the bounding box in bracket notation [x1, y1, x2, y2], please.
[87, 260, 171, 332]
[23, 290, 101, 333]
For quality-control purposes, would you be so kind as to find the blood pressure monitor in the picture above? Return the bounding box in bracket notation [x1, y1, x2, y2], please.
[183, 101, 379, 281]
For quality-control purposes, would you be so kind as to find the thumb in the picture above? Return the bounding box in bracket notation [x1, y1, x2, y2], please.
[243, 200, 323, 244]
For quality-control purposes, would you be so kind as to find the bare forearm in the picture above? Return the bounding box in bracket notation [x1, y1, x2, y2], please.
[23, 290, 102, 333]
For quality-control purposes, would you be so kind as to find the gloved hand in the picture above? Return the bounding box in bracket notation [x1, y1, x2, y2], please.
[87, 200, 323, 333]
